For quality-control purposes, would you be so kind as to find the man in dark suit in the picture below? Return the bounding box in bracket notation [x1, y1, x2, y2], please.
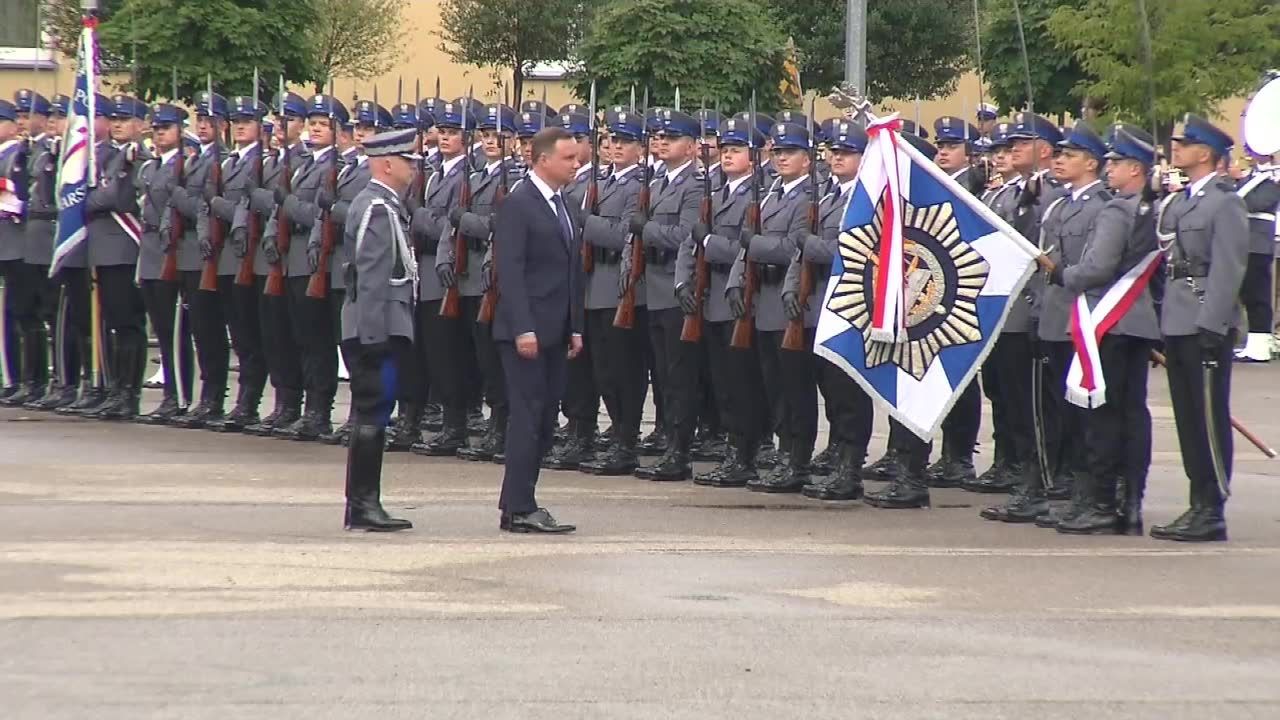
[492, 127, 585, 534]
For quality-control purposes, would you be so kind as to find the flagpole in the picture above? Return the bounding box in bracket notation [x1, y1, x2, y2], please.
[81, 0, 105, 389]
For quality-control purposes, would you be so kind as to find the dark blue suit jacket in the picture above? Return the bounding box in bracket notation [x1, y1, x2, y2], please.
[492, 176, 585, 344]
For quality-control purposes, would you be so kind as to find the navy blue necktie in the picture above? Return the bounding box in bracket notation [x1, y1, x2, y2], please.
[552, 193, 573, 251]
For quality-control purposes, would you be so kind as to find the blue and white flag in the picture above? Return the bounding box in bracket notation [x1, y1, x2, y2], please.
[815, 116, 1041, 440]
[49, 17, 98, 277]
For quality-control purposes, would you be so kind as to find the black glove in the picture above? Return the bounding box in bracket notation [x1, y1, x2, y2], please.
[230, 226, 248, 258]
[782, 291, 804, 321]
[316, 184, 336, 214]
[727, 286, 746, 319]
[199, 234, 215, 260]
[262, 239, 280, 265]
[273, 184, 288, 207]
[737, 226, 753, 251]
[1198, 328, 1227, 362]
[1046, 264, 1064, 287]
[1017, 175, 1041, 209]
[448, 205, 464, 229]
[692, 221, 710, 245]
[436, 263, 456, 289]
[306, 239, 321, 273]
[966, 164, 989, 196]
[629, 214, 647, 238]
[677, 283, 697, 315]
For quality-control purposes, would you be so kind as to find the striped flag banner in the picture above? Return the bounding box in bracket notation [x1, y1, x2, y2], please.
[50, 16, 98, 277]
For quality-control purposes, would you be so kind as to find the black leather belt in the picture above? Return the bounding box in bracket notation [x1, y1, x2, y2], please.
[645, 247, 675, 265]
[592, 247, 622, 264]
[758, 264, 786, 285]
[1168, 260, 1207, 280]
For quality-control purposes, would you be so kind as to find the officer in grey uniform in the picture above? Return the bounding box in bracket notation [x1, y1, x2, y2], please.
[14, 91, 61, 409]
[409, 98, 475, 456]
[1150, 115, 1249, 543]
[240, 92, 308, 435]
[682, 115, 766, 488]
[1044, 123, 1161, 535]
[203, 95, 270, 432]
[339, 127, 419, 533]
[0, 98, 26, 402]
[313, 99, 381, 446]
[135, 103, 195, 424]
[726, 121, 817, 493]
[789, 119, 872, 501]
[74, 94, 150, 420]
[579, 108, 648, 475]
[167, 92, 232, 429]
[1233, 152, 1280, 362]
[632, 109, 703, 482]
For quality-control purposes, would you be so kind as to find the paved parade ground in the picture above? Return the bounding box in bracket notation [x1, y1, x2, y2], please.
[2, 364, 1280, 719]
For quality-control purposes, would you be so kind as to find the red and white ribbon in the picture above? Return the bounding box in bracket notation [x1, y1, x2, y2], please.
[1066, 249, 1163, 408]
[866, 117, 907, 344]
[111, 211, 142, 245]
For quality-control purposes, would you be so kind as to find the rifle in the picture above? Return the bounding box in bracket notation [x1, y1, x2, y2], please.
[581, 79, 599, 273]
[158, 74, 184, 283]
[613, 86, 649, 329]
[440, 86, 474, 318]
[782, 99, 819, 351]
[477, 87, 509, 325]
[306, 78, 340, 299]
[264, 74, 291, 297]
[236, 68, 263, 287]
[199, 75, 225, 292]
[680, 98, 713, 343]
[411, 79, 426, 208]
[730, 91, 761, 349]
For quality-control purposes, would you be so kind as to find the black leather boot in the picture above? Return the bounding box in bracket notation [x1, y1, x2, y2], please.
[135, 393, 182, 424]
[971, 444, 1013, 491]
[694, 434, 740, 486]
[243, 394, 292, 436]
[383, 403, 423, 452]
[25, 380, 63, 410]
[963, 459, 1021, 493]
[810, 440, 842, 476]
[542, 422, 597, 469]
[277, 407, 331, 441]
[421, 403, 443, 432]
[344, 424, 412, 532]
[865, 446, 900, 481]
[755, 436, 785, 470]
[979, 461, 1049, 522]
[639, 432, 692, 481]
[864, 449, 930, 509]
[579, 432, 640, 476]
[637, 423, 668, 456]
[706, 438, 758, 488]
[1117, 473, 1146, 536]
[57, 378, 107, 416]
[803, 443, 865, 500]
[930, 438, 976, 488]
[411, 419, 468, 456]
[0, 381, 39, 407]
[213, 384, 263, 433]
[1152, 476, 1226, 542]
[749, 444, 811, 493]
[466, 406, 487, 436]
[1046, 468, 1076, 501]
[1056, 474, 1122, 534]
[594, 425, 616, 452]
[690, 428, 729, 461]
[1034, 467, 1092, 528]
[170, 385, 226, 429]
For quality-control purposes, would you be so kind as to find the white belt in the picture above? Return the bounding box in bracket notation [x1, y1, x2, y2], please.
[1248, 212, 1275, 222]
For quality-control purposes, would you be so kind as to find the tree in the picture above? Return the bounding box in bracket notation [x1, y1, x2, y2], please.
[308, 0, 411, 92]
[980, 0, 1091, 120]
[1048, 0, 1280, 138]
[43, 0, 127, 57]
[438, 0, 590, 105]
[573, 0, 788, 113]
[766, 0, 974, 103]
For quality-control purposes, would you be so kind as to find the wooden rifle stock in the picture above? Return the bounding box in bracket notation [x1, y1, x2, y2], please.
[305, 153, 340, 299]
[781, 202, 819, 351]
[729, 200, 760, 349]
[476, 177, 507, 325]
[264, 145, 292, 297]
[158, 149, 185, 283]
[439, 171, 472, 319]
[680, 193, 712, 343]
[235, 149, 264, 287]
[613, 175, 649, 330]
[199, 146, 225, 292]
[582, 176, 598, 273]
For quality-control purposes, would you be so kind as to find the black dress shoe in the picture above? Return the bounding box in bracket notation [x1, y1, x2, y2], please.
[748, 465, 809, 494]
[345, 504, 413, 532]
[1056, 506, 1122, 535]
[411, 427, 468, 456]
[505, 508, 576, 534]
[136, 396, 184, 425]
[1150, 507, 1226, 542]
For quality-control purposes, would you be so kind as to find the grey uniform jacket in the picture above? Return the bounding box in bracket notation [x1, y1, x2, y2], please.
[782, 183, 850, 329]
[676, 176, 755, 323]
[0, 140, 27, 262]
[581, 165, 645, 311]
[565, 164, 599, 213]
[241, 143, 307, 276]
[305, 150, 369, 290]
[266, 146, 335, 278]
[727, 177, 814, 332]
[1061, 193, 1160, 340]
[1238, 173, 1280, 256]
[166, 144, 226, 273]
[410, 156, 467, 303]
[1000, 173, 1065, 333]
[137, 150, 186, 282]
[1157, 175, 1249, 337]
[1036, 181, 1111, 341]
[341, 180, 415, 345]
[23, 136, 57, 265]
[205, 142, 263, 276]
[640, 161, 701, 311]
[85, 141, 148, 268]
[437, 161, 517, 298]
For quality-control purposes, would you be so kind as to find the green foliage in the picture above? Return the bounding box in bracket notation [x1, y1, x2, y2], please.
[573, 0, 788, 112]
[309, 0, 411, 92]
[980, 0, 1090, 119]
[438, 0, 591, 103]
[42, 0, 128, 58]
[95, 0, 318, 101]
[1047, 0, 1280, 134]
[767, 0, 974, 102]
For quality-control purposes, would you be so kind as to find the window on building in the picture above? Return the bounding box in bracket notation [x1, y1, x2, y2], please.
[0, 0, 40, 48]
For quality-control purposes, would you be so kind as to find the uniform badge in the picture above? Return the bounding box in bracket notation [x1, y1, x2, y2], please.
[828, 196, 989, 380]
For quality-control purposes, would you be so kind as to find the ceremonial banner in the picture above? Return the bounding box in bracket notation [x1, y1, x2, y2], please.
[815, 116, 1041, 440]
[49, 17, 98, 276]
